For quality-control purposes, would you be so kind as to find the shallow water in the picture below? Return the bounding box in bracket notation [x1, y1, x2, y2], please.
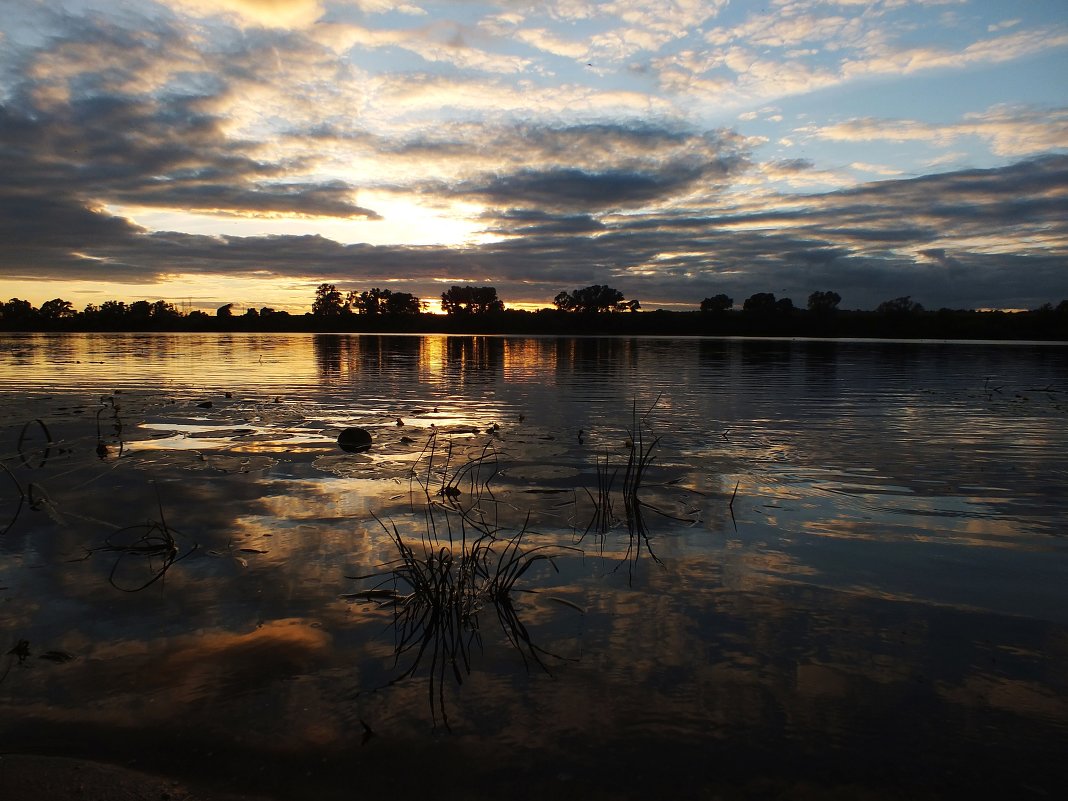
[1, 333, 1067, 799]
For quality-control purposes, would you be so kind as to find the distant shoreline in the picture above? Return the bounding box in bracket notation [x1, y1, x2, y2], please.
[2, 307, 1066, 341]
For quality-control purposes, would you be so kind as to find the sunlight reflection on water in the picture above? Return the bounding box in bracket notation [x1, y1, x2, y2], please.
[1, 332, 1067, 799]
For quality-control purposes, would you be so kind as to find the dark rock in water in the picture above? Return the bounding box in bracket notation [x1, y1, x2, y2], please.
[196, 401, 213, 408]
[337, 427, 373, 453]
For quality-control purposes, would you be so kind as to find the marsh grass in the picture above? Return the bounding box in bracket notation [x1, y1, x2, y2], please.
[353, 437, 581, 728]
[576, 396, 667, 571]
[408, 430, 504, 540]
[83, 487, 199, 592]
[16, 418, 52, 469]
[0, 640, 30, 687]
[580, 454, 616, 546]
[95, 397, 124, 459]
[0, 462, 24, 536]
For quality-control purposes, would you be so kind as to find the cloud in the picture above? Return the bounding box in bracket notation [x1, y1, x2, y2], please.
[6, 152, 1065, 312]
[491, 0, 729, 61]
[652, 2, 1068, 108]
[387, 122, 751, 211]
[840, 27, 1068, 79]
[1, 2, 1065, 313]
[988, 19, 1022, 33]
[0, 91, 378, 219]
[163, 1, 326, 29]
[850, 162, 904, 176]
[813, 105, 1068, 157]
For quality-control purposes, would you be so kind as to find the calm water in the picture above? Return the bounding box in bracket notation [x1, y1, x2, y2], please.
[1, 333, 1066, 799]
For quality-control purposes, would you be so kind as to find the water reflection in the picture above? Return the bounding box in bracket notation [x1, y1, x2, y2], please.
[1, 333, 1067, 798]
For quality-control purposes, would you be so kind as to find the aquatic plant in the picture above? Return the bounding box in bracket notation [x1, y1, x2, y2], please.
[83, 487, 199, 592]
[350, 504, 579, 728]
[16, 418, 52, 469]
[0, 639, 31, 687]
[576, 396, 665, 570]
[408, 430, 502, 539]
[619, 398, 663, 568]
[0, 462, 25, 536]
[95, 396, 125, 459]
[579, 452, 616, 547]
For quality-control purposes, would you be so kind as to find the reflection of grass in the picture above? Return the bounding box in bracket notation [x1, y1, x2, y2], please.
[82, 487, 199, 592]
[0, 462, 25, 536]
[0, 639, 31, 687]
[16, 418, 52, 469]
[353, 489, 579, 728]
[409, 430, 503, 537]
[620, 398, 662, 568]
[95, 396, 125, 459]
[581, 454, 616, 544]
[577, 397, 666, 571]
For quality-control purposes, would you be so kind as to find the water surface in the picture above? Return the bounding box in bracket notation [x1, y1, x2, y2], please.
[1, 333, 1066, 799]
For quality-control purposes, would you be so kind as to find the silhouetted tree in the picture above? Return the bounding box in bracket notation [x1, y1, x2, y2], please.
[216, 303, 234, 318]
[150, 300, 180, 321]
[385, 291, 422, 315]
[440, 285, 504, 315]
[1, 298, 38, 327]
[877, 296, 924, 315]
[807, 290, 841, 314]
[243, 307, 259, 318]
[39, 298, 75, 320]
[352, 287, 423, 315]
[700, 294, 733, 313]
[312, 283, 345, 316]
[553, 285, 635, 313]
[351, 287, 387, 315]
[742, 292, 778, 313]
[98, 300, 128, 325]
[128, 300, 153, 324]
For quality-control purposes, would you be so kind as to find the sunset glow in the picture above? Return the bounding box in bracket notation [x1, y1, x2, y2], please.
[1, 1, 1066, 313]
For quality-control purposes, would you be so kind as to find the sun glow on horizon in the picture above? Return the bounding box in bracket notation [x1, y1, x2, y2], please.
[107, 192, 498, 249]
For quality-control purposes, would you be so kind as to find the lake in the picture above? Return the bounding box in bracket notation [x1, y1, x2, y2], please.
[1, 332, 1066, 800]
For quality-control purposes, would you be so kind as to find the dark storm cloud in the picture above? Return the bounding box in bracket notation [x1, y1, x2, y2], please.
[0, 9, 378, 255]
[0, 94, 378, 219]
[453, 155, 1068, 309]
[489, 210, 605, 235]
[449, 163, 708, 211]
[396, 121, 749, 211]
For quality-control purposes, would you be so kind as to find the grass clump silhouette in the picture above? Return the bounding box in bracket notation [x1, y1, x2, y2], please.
[349, 433, 580, 728]
[576, 396, 666, 572]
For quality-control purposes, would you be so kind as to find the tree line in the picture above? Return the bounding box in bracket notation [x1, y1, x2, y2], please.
[2, 284, 1066, 339]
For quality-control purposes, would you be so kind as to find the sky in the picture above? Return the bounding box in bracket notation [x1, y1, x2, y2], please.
[1, 0, 1066, 314]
